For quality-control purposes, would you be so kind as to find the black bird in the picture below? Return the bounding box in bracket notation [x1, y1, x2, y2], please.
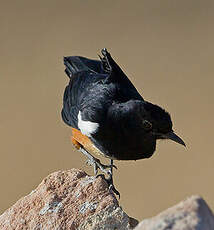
[61, 48, 185, 196]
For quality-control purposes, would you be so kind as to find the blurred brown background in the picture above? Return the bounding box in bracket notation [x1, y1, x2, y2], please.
[1, 0, 214, 220]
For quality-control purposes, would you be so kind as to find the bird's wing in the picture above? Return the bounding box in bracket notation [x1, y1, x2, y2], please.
[63, 56, 107, 78]
[61, 49, 144, 132]
[99, 48, 143, 101]
[62, 55, 109, 129]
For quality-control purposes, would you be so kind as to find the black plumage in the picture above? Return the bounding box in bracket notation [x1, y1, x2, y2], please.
[61, 48, 185, 161]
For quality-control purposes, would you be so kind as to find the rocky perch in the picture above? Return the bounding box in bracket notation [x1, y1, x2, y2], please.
[0, 169, 214, 230]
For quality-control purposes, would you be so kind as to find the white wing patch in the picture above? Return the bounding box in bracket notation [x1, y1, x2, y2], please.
[78, 111, 99, 137]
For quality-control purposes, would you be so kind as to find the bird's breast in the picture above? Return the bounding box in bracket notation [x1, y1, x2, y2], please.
[91, 126, 156, 160]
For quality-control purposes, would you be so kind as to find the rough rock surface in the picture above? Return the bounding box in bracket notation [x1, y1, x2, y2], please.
[135, 195, 214, 230]
[0, 169, 137, 230]
[1, 169, 214, 230]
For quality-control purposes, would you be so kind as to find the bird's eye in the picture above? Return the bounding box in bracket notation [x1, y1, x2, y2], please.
[143, 120, 152, 130]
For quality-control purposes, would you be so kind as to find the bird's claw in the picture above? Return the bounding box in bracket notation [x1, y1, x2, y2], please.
[96, 174, 120, 198]
[86, 158, 116, 176]
[109, 183, 120, 199]
[106, 175, 120, 198]
[80, 147, 119, 197]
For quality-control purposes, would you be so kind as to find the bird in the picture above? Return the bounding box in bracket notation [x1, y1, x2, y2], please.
[61, 48, 185, 196]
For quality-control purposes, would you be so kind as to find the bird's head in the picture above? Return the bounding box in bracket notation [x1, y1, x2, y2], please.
[141, 101, 186, 146]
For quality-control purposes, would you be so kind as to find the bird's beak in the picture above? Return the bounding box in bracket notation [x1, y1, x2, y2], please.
[163, 131, 186, 147]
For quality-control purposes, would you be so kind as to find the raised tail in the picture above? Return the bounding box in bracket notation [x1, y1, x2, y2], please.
[63, 56, 105, 78]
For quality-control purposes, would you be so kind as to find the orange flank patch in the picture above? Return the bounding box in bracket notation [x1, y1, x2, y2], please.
[71, 128, 105, 157]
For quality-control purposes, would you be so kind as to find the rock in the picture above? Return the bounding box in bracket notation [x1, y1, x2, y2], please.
[2, 169, 213, 230]
[0, 169, 138, 230]
[135, 195, 214, 230]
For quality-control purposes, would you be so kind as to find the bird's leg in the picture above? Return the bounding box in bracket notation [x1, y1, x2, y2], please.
[106, 159, 120, 198]
[79, 147, 116, 175]
[78, 146, 120, 197]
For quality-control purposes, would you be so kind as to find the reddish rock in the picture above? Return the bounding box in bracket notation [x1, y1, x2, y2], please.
[135, 195, 214, 230]
[2, 169, 213, 230]
[0, 169, 137, 230]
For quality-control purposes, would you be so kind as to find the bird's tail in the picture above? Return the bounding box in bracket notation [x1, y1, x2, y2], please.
[63, 56, 104, 78]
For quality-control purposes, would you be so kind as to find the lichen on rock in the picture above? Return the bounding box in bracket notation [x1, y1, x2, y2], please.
[0, 169, 137, 230]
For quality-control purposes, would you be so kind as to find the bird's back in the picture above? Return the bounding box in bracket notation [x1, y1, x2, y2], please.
[62, 52, 143, 130]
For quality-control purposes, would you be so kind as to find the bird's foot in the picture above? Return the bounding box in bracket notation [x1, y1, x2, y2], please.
[106, 175, 120, 198]
[79, 147, 119, 197]
[86, 157, 117, 176]
[96, 174, 120, 198]
[79, 147, 117, 175]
